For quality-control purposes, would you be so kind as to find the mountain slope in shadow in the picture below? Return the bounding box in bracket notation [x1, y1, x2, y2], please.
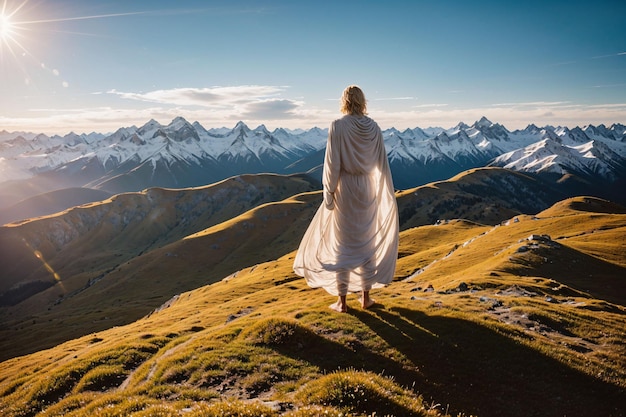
[0, 187, 113, 226]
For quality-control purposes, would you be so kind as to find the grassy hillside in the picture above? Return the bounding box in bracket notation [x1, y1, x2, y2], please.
[0, 168, 568, 362]
[395, 167, 569, 228]
[0, 196, 624, 416]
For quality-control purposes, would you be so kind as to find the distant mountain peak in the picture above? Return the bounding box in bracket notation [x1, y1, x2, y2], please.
[524, 123, 540, 132]
[142, 118, 161, 128]
[255, 124, 271, 135]
[234, 121, 249, 130]
[473, 116, 494, 129]
[137, 119, 163, 136]
[454, 121, 470, 130]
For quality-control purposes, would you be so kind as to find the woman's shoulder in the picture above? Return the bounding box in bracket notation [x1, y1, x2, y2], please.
[330, 116, 348, 131]
[332, 115, 350, 125]
[333, 114, 375, 126]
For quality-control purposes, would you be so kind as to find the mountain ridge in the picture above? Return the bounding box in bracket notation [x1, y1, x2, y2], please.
[1, 117, 624, 217]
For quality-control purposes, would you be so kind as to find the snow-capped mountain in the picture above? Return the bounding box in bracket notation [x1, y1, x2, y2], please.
[491, 137, 626, 180]
[382, 117, 625, 188]
[0, 118, 329, 204]
[1, 117, 625, 210]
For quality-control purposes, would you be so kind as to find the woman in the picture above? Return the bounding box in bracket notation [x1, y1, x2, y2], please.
[293, 85, 399, 312]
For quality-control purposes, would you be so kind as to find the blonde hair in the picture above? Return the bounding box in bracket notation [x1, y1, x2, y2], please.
[340, 85, 367, 116]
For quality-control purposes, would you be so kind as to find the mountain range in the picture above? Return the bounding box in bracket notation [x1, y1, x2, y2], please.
[1, 117, 625, 224]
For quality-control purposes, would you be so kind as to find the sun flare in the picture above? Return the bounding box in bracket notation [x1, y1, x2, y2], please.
[0, 13, 14, 40]
[0, 1, 26, 59]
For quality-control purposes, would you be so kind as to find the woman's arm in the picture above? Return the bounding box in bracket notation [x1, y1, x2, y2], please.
[322, 121, 341, 209]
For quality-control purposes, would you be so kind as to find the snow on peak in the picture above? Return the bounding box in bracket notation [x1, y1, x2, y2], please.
[254, 124, 271, 135]
[192, 121, 209, 135]
[168, 116, 191, 129]
[1, 118, 624, 186]
[141, 119, 161, 128]
[448, 121, 470, 134]
[234, 121, 250, 131]
[491, 136, 625, 179]
[137, 119, 163, 137]
[474, 116, 493, 128]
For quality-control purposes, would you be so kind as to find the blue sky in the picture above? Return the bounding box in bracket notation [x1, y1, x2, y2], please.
[0, 0, 624, 134]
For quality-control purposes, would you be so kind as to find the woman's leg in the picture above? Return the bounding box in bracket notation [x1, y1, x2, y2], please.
[358, 260, 376, 309]
[360, 290, 375, 308]
[330, 271, 349, 312]
[360, 281, 375, 309]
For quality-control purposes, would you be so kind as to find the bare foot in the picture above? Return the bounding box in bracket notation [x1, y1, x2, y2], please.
[329, 300, 347, 313]
[360, 297, 376, 309]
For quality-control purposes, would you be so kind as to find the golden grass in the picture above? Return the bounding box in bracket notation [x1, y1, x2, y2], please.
[294, 370, 439, 416]
[0, 196, 625, 416]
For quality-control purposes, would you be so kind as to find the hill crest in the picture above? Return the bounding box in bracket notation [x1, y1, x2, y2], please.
[537, 195, 626, 217]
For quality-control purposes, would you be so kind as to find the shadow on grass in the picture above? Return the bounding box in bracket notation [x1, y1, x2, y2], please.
[263, 317, 422, 383]
[510, 243, 626, 308]
[351, 306, 625, 417]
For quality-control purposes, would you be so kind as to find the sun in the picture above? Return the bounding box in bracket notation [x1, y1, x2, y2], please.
[0, 12, 15, 40]
[0, 3, 25, 60]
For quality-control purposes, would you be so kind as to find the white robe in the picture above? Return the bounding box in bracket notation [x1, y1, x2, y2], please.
[293, 115, 399, 296]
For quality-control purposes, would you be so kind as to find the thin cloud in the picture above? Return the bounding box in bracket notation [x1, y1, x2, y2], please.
[412, 103, 448, 108]
[552, 51, 626, 66]
[587, 103, 626, 109]
[145, 6, 275, 18]
[592, 83, 626, 89]
[240, 99, 301, 120]
[592, 51, 626, 59]
[106, 86, 288, 107]
[373, 97, 416, 101]
[17, 6, 273, 28]
[371, 102, 626, 130]
[19, 11, 150, 25]
[4, 99, 626, 135]
[490, 101, 571, 107]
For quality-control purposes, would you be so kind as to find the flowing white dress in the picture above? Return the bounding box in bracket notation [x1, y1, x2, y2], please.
[293, 114, 399, 296]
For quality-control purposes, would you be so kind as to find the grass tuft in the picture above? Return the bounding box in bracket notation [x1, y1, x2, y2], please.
[282, 405, 351, 417]
[246, 318, 300, 346]
[73, 364, 128, 392]
[187, 399, 278, 417]
[244, 317, 310, 347]
[295, 370, 433, 417]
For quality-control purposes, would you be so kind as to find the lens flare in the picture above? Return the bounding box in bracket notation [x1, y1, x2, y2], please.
[18, 238, 66, 293]
[0, 0, 28, 62]
[0, 13, 12, 39]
